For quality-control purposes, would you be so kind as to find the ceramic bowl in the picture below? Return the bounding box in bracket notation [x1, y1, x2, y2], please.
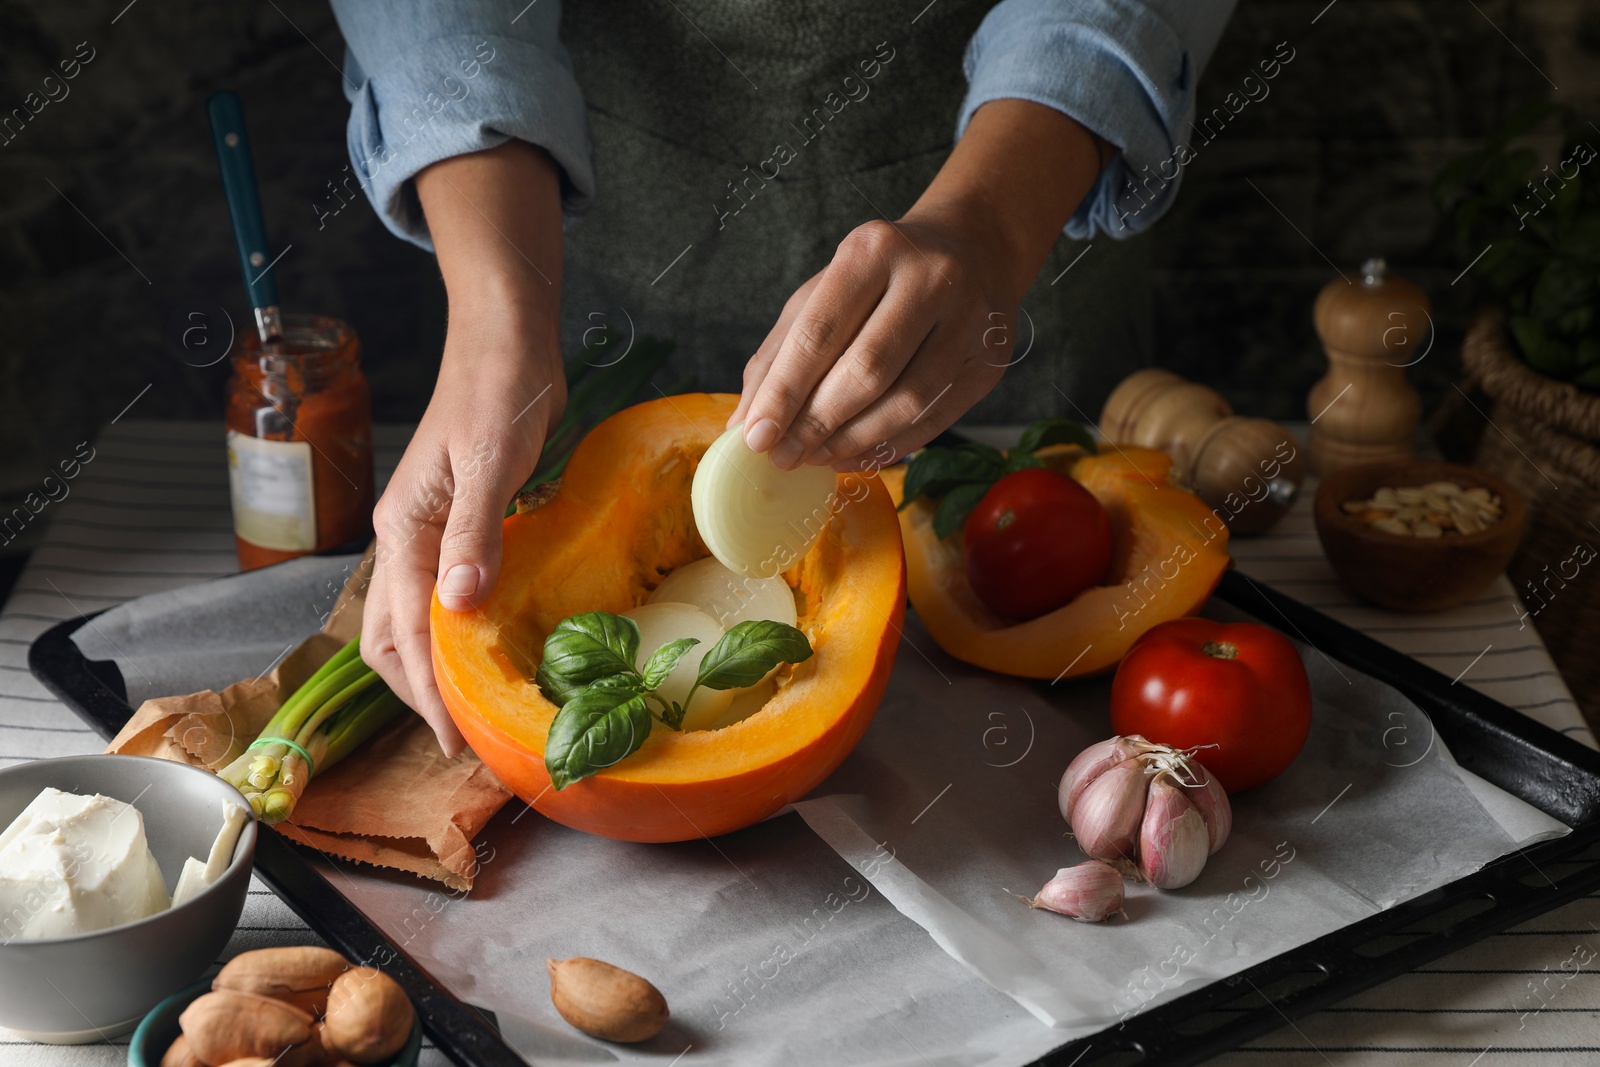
[127, 979, 423, 1067]
[0, 754, 256, 1043]
[1313, 459, 1526, 612]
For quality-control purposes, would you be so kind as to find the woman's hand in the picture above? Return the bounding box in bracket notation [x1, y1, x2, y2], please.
[361, 140, 564, 757]
[732, 99, 1114, 470]
[729, 216, 1016, 470]
[362, 317, 561, 758]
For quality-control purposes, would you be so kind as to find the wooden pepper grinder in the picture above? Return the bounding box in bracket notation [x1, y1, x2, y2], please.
[1307, 258, 1430, 476]
[1100, 369, 1306, 535]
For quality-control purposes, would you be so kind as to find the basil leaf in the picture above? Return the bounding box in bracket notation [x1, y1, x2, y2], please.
[900, 443, 1006, 509]
[660, 701, 687, 731]
[1015, 418, 1097, 456]
[694, 620, 813, 691]
[589, 673, 649, 695]
[536, 612, 641, 704]
[640, 637, 699, 691]
[534, 664, 586, 707]
[544, 678, 652, 790]
[931, 481, 991, 540]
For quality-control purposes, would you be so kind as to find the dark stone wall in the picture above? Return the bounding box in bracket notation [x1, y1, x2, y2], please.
[0, 0, 1595, 538]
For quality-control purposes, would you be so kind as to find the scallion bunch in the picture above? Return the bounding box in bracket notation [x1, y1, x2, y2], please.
[220, 636, 404, 824]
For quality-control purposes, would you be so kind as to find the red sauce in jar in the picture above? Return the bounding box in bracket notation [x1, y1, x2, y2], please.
[225, 315, 374, 570]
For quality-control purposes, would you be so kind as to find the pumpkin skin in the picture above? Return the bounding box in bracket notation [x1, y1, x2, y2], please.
[430, 393, 905, 842]
[881, 446, 1229, 680]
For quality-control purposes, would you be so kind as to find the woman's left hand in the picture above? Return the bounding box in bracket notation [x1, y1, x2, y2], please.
[731, 98, 1113, 471]
[729, 212, 1020, 471]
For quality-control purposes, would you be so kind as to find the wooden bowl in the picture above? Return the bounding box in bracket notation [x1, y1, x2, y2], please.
[1313, 459, 1526, 612]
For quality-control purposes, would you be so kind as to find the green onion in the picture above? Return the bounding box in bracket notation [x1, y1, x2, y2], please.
[220, 635, 405, 825]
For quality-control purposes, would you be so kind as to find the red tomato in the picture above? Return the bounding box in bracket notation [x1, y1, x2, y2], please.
[1109, 617, 1312, 792]
[963, 467, 1113, 620]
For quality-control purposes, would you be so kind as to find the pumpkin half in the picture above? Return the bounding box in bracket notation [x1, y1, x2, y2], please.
[430, 393, 905, 842]
[881, 446, 1229, 680]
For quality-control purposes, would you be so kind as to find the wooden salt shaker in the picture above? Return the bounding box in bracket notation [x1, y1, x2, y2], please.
[1100, 369, 1305, 535]
[1307, 258, 1429, 476]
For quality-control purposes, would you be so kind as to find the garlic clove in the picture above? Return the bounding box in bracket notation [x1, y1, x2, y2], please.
[1059, 735, 1148, 823]
[1070, 757, 1149, 863]
[1137, 776, 1211, 889]
[1172, 760, 1232, 855]
[1017, 860, 1125, 922]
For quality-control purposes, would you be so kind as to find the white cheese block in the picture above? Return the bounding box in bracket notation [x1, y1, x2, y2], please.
[0, 787, 169, 939]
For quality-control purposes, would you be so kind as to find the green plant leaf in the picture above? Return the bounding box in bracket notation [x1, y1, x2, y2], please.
[1509, 314, 1546, 363]
[1014, 418, 1097, 456]
[899, 443, 1007, 509]
[933, 480, 991, 541]
[693, 620, 813, 692]
[1489, 99, 1562, 151]
[536, 612, 641, 705]
[1572, 358, 1600, 390]
[544, 676, 653, 789]
[640, 637, 699, 691]
[1576, 335, 1600, 372]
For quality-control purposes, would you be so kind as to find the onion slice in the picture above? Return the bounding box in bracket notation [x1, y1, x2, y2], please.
[621, 602, 733, 731]
[692, 423, 837, 578]
[648, 556, 798, 631]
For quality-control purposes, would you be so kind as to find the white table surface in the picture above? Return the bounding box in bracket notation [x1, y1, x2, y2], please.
[2, 420, 1597, 1066]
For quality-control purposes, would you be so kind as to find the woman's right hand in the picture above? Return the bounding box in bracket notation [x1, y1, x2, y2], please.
[360, 140, 565, 757]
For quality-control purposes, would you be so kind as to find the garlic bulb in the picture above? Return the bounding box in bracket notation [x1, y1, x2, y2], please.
[1060, 735, 1147, 821]
[1016, 860, 1125, 922]
[1058, 734, 1232, 890]
[1070, 758, 1147, 863]
[1136, 775, 1211, 889]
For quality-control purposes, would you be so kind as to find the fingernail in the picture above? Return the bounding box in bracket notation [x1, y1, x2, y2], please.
[745, 417, 781, 452]
[439, 564, 480, 600]
[771, 437, 804, 469]
[809, 444, 833, 464]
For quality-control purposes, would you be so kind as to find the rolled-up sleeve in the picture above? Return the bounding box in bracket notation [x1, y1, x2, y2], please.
[958, 0, 1236, 239]
[330, 0, 593, 250]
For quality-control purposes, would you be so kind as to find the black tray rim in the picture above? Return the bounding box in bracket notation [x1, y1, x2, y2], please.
[27, 569, 1600, 1067]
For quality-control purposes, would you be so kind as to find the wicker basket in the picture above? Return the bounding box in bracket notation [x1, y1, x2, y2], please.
[1461, 309, 1600, 728]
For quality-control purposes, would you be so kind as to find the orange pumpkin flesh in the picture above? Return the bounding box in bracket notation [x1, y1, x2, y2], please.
[430, 393, 905, 842]
[881, 446, 1229, 680]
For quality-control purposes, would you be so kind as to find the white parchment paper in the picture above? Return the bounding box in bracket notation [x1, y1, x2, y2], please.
[74, 564, 1568, 1065]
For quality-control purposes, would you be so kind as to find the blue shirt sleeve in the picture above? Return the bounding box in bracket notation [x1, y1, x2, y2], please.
[958, 0, 1238, 239]
[329, 0, 594, 251]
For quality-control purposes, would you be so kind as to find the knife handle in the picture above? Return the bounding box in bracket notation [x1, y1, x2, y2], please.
[207, 90, 281, 324]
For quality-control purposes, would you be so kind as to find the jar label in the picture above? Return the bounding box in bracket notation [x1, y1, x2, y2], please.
[227, 431, 316, 551]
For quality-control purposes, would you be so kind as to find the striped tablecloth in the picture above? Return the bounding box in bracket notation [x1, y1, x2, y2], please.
[2, 421, 1596, 1066]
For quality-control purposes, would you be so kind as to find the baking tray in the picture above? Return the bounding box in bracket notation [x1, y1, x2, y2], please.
[29, 568, 1600, 1066]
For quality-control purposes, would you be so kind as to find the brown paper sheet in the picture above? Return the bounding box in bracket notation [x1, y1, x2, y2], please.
[106, 545, 512, 890]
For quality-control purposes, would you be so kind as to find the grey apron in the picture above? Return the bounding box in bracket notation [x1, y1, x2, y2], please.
[558, 0, 1152, 423]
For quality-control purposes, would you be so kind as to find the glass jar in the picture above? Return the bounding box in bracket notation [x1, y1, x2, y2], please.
[225, 314, 374, 571]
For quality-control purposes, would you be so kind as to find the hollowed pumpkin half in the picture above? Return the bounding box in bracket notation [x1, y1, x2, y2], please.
[881, 446, 1229, 680]
[430, 393, 906, 842]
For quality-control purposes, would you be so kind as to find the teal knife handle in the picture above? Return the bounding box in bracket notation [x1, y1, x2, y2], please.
[206, 91, 280, 314]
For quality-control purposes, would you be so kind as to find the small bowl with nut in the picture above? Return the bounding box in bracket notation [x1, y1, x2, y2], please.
[126, 947, 421, 1067]
[1313, 459, 1526, 612]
